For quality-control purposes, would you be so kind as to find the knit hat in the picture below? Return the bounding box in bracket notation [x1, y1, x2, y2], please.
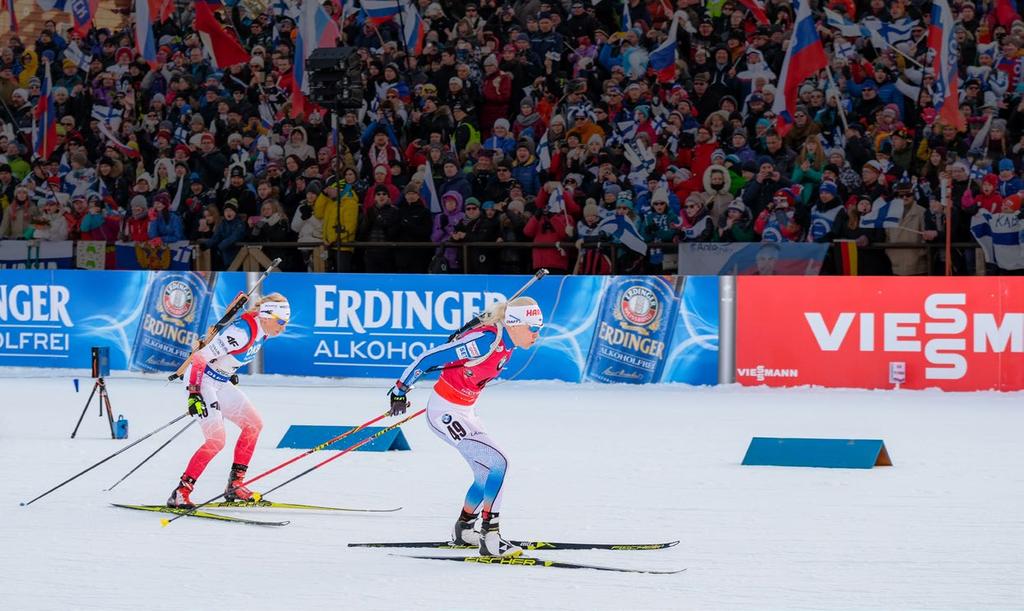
[863, 160, 884, 175]
[615, 193, 634, 209]
[819, 181, 839, 197]
[583, 203, 600, 218]
[999, 158, 1016, 172]
[773, 186, 800, 208]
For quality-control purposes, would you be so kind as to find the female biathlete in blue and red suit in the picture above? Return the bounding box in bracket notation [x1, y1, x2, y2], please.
[387, 296, 544, 557]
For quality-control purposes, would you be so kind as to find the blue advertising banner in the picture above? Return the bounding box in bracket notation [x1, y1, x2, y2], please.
[260, 274, 719, 384]
[0, 271, 720, 385]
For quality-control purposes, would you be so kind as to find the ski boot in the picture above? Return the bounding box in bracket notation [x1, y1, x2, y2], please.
[452, 510, 481, 547]
[479, 512, 522, 557]
[167, 475, 196, 509]
[224, 463, 256, 503]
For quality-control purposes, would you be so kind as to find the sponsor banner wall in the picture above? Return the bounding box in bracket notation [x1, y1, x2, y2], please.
[261, 274, 719, 384]
[736, 277, 1024, 391]
[0, 271, 719, 385]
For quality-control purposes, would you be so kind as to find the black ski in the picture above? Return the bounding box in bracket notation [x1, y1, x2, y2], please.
[350, 539, 679, 551]
[394, 554, 685, 574]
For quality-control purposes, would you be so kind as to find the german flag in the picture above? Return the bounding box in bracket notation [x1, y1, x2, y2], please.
[837, 240, 858, 276]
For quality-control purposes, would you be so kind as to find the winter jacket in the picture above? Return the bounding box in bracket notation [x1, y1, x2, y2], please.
[702, 165, 734, 223]
[432, 192, 465, 270]
[148, 212, 186, 243]
[511, 157, 541, 196]
[206, 216, 247, 267]
[523, 211, 570, 272]
[313, 183, 360, 251]
[885, 199, 929, 275]
[0, 202, 37, 238]
[394, 202, 435, 273]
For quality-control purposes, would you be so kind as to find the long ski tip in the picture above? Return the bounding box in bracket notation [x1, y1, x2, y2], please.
[160, 518, 170, 527]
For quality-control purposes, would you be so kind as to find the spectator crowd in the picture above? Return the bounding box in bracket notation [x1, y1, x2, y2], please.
[0, 0, 1023, 275]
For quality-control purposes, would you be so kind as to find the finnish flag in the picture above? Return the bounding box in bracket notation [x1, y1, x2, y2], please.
[971, 210, 1024, 270]
[859, 197, 904, 229]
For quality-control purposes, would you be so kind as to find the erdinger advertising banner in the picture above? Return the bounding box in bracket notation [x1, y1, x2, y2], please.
[736, 277, 1024, 391]
[0, 270, 243, 372]
[0, 270, 148, 369]
[0, 271, 718, 384]
[261, 274, 719, 384]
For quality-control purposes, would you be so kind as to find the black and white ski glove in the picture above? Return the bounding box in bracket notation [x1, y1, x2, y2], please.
[388, 381, 410, 416]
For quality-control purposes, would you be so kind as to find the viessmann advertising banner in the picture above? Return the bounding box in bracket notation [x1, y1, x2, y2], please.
[0, 271, 719, 385]
[736, 277, 1024, 391]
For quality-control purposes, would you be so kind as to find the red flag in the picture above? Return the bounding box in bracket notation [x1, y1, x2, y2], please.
[194, 2, 250, 68]
[737, 0, 770, 25]
[996, 0, 1021, 27]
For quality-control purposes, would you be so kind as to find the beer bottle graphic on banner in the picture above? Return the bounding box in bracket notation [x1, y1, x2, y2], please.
[583, 276, 684, 384]
[128, 272, 216, 372]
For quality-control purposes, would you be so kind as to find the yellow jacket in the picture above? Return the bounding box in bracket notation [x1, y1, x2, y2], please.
[314, 182, 360, 251]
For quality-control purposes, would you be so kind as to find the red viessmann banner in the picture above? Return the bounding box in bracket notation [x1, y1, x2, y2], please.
[736, 277, 1024, 391]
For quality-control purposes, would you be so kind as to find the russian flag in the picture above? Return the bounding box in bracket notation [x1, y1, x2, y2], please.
[770, 0, 828, 135]
[293, 0, 340, 117]
[363, 0, 401, 24]
[648, 13, 679, 83]
[33, 62, 57, 161]
[928, 0, 965, 131]
[398, 0, 425, 55]
[195, 2, 251, 68]
[737, 0, 769, 26]
[134, 0, 156, 64]
[996, 0, 1021, 27]
[4, 0, 17, 32]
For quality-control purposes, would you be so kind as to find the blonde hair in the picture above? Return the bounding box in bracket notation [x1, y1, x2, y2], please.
[248, 292, 287, 314]
[467, 296, 538, 365]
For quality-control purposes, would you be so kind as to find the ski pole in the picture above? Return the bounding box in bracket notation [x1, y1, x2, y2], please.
[445, 268, 549, 342]
[161, 410, 390, 526]
[104, 419, 196, 492]
[21, 414, 189, 506]
[257, 409, 426, 499]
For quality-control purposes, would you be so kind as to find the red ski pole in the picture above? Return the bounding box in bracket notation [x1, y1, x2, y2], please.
[161, 410, 389, 526]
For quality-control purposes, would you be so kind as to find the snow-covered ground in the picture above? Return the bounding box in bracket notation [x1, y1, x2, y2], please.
[1, 371, 1021, 610]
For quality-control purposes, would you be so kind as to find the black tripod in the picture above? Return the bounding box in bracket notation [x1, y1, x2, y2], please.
[71, 377, 116, 439]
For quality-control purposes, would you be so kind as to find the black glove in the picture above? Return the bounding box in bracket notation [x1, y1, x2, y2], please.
[230, 374, 239, 385]
[187, 392, 208, 418]
[299, 204, 312, 220]
[388, 381, 410, 416]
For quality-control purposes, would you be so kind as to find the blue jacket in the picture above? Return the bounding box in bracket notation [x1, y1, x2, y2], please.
[511, 159, 540, 196]
[207, 216, 246, 262]
[148, 212, 185, 243]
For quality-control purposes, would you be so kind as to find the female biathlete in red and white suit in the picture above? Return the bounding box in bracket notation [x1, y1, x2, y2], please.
[388, 297, 543, 557]
[167, 294, 291, 508]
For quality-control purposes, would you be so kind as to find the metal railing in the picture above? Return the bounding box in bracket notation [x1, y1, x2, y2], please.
[211, 240, 988, 275]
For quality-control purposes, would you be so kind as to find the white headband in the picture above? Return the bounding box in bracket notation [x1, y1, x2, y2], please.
[258, 300, 291, 323]
[504, 304, 543, 327]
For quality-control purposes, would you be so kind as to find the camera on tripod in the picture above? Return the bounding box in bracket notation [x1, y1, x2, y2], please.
[91, 346, 110, 379]
[306, 47, 364, 111]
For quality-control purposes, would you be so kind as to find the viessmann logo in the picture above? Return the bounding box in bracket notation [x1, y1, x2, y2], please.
[804, 293, 1023, 380]
[737, 365, 800, 382]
